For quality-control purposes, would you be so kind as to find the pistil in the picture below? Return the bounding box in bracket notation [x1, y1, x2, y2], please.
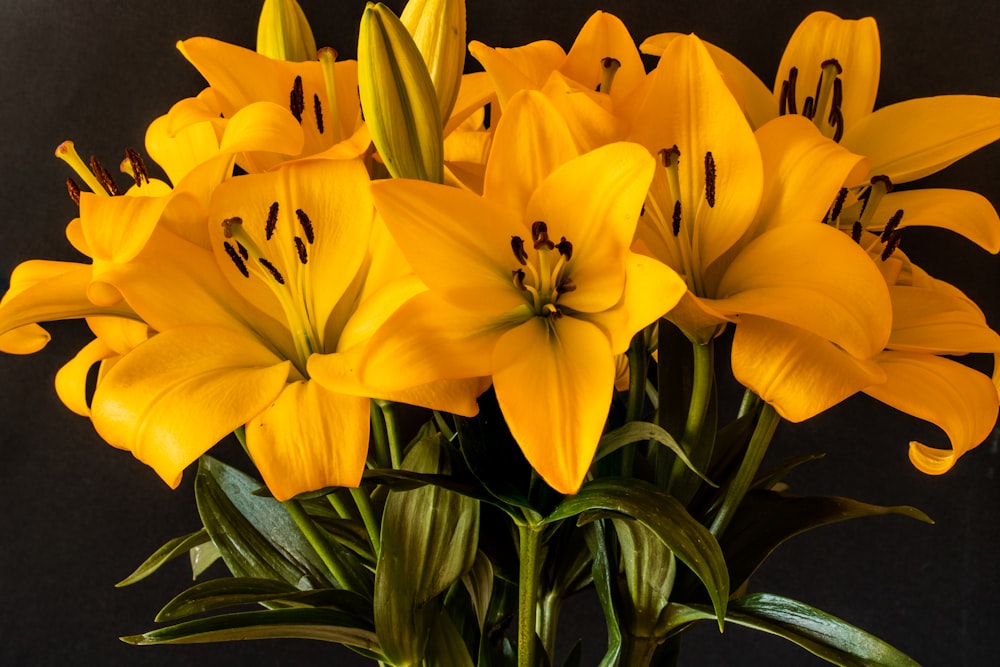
[55, 141, 109, 196]
[318, 47, 343, 143]
[510, 221, 575, 317]
[599, 57, 621, 94]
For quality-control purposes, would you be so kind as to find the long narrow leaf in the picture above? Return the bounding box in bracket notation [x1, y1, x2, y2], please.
[116, 528, 210, 587]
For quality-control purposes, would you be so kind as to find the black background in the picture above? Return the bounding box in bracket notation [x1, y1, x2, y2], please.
[1, 1, 998, 665]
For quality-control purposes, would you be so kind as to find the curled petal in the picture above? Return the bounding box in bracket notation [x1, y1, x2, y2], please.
[888, 285, 1000, 354]
[0, 324, 50, 354]
[863, 351, 999, 474]
[55, 337, 118, 417]
[868, 189, 1000, 253]
[469, 39, 566, 108]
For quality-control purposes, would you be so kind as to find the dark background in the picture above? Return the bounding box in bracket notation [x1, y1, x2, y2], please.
[1, 1, 998, 665]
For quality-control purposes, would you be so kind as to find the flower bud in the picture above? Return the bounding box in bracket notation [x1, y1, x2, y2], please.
[400, 0, 466, 121]
[256, 0, 318, 62]
[358, 2, 444, 183]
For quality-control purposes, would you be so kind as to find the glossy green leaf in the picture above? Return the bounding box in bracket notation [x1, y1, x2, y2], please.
[596, 421, 716, 486]
[425, 609, 476, 667]
[120, 607, 379, 653]
[462, 551, 494, 631]
[116, 528, 210, 587]
[611, 518, 676, 638]
[155, 577, 299, 621]
[662, 593, 920, 666]
[546, 478, 729, 629]
[590, 520, 622, 667]
[190, 539, 221, 579]
[195, 456, 338, 589]
[722, 490, 932, 591]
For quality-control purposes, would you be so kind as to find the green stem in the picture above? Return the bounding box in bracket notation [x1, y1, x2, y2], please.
[379, 401, 404, 468]
[736, 387, 760, 419]
[283, 499, 360, 594]
[709, 403, 781, 538]
[620, 329, 649, 477]
[517, 523, 543, 667]
[621, 635, 660, 667]
[370, 401, 391, 470]
[325, 491, 353, 519]
[665, 339, 714, 494]
[350, 487, 382, 556]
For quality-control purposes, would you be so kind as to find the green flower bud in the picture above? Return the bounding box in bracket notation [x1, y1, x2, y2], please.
[256, 0, 317, 63]
[358, 2, 444, 183]
[400, 0, 467, 121]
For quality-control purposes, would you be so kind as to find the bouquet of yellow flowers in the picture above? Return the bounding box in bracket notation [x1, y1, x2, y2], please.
[2, 1, 998, 664]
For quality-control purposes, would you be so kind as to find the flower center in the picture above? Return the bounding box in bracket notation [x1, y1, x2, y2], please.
[56, 140, 152, 203]
[221, 202, 321, 370]
[287, 47, 343, 144]
[778, 59, 845, 141]
[823, 174, 905, 261]
[510, 221, 575, 319]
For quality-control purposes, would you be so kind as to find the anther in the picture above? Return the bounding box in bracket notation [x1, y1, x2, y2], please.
[599, 57, 622, 94]
[542, 303, 562, 318]
[511, 236, 529, 265]
[880, 209, 904, 243]
[90, 156, 120, 196]
[531, 221, 554, 250]
[258, 257, 286, 284]
[224, 241, 250, 278]
[265, 202, 279, 240]
[313, 93, 325, 134]
[236, 241, 249, 260]
[824, 187, 849, 224]
[512, 268, 526, 290]
[802, 96, 816, 120]
[221, 216, 243, 238]
[881, 230, 902, 261]
[124, 148, 149, 186]
[785, 67, 799, 115]
[295, 209, 315, 244]
[672, 201, 682, 236]
[290, 75, 305, 123]
[556, 277, 577, 294]
[66, 177, 81, 206]
[556, 237, 573, 261]
[830, 78, 843, 120]
[779, 80, 790, 116]
[829, 105, 845, 142]
[704, 152, 717, 208]
[851, 221, 863, 243]
[295, 236, 308, 264]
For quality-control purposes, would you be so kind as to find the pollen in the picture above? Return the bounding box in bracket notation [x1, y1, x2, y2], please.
[313, 93, 325, 134]
[704, 152, 717, 208]
[290, 75, 305, 123]
[880, 209, 904, 243]
[511, 236, 528, 265]
[124, 148, 150, 187]
[224, 241, 250, 277]
[90, 156, 120, 196]
[295, 209, 315, 244]
[295, 236, 308, 264]
[66, 177, 81, 206]
[265, 202, 279, 240]
[258, 257, 286, 284]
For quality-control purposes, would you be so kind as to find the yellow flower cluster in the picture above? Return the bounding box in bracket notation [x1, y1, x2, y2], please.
[1, 3, 998, 503]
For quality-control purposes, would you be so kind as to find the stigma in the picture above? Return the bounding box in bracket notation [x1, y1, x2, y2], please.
[510, 220, 575, 318]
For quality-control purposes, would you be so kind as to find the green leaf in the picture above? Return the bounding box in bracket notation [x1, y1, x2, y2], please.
[116, 528, 210, 587]
[589, 520, 622, 667]
[596, 421, 716, 486]
[155, 577, 299, 621]
[611, 518, 676, 638]
[190, 538, 221, 579]
[375, 432, 480, 664]
[120, 607, 379, 654]
[425, 609, 476, 667]
[546, 478, 729, 629]
[722, 490, 933, 591]
[663, 593, 920, 667]
[195, 456, 339, 589]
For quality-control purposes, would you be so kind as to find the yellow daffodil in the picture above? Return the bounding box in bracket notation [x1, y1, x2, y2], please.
[355, 91, 686, 494]
[629, 35, 890, 421]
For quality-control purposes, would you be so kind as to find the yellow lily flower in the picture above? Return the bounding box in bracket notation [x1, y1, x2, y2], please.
[630, 35, 890, 421]
[357, 91, 686, 494]
[62, 158, 480, 500]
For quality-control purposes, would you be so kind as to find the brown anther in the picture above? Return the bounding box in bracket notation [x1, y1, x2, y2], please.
[66, 177, 81, 206]
[802, 96, 816, 120]
[658, 145, 680, 168]
[89, 156, 120, 196]
[221, 216, 243, 239]
[512, 268, 526, 290]
[829, 105, 845, 142]
[265, 202, 279, 240]
[531, 221, 554, 250]
[511, 236, 529, 265]
[313, 93, 324, 134]
[851, 221, 863, 243]
[824, 187, 849, 224]
[821, 58, 843, 75]
[881, 230, 902, 261]
[294, 236, 308, 264]
[125, 148, 149, 186]
[830, 78, 843, 118]
[295, 209, 315, 244]
[290, 75, 305, 123]
[704, 152, 717, 208]
[258, 257, 286, 284]
[785, 67, 799, 115]
[672, 201, 682, 236]
[236, 241, 249, 260]
[779, 80, 790, 116]
[556, 277, 577, 294]
[880, 209, 904, 243]
[224, 241, 250, 277]
[556, 237, 573, 261]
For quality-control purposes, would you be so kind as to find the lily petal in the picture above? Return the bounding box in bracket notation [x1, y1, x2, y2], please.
[887, 284, 1000, 354]
[863, 351, 999, 474]
[868, 189, 1000, 253]
[469, 39, 566, 108]
[55, 337, 118, 416]
[493, 316, 614, 494]
[247, 380, 369, 500]
[732, 316, 885, 422]
[91, 325, 291, 488]
[559, 11, 645, 102]
[0, 323, 50, 354]
[841, 95, 1000, 183]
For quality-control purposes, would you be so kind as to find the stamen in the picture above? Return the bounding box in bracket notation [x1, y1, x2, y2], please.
[124, 148, 149, 186]
[295, 209, 315, 243]
[704, 152, 716, 208]
[856, 175, 894, 230]
[830, 78, 843, 122]
[221, 216, 243, 238]
[512, 268, 526, 290]
[290, 75, 305, 123]
[258, 257, 286, 284]
[295, 236, 308, 264]
[90, 156, 120, 196]
[265, 202, 279, 240]
[556, 277, 577, 294]
[802, 96, 815, 120]
[313, 94, 325, 134]
[55, 141, 106, 195]
[779, 80, 790, 116]
[880, 209, 904, 243]
[66, 177, 81, 206]
[531, 221, 554, 250]
[599, 57, 622, 94]
[318, 47, 343, 143]
[672, 201, 682, 236]
[556, 237, 573, 261]
[542, 303, 562, 319]
[824, 187, 849, 224]
[829, 105, 845, 142]
[511, 236, 528, 265]
[881, 230, 902, 261]
[236, 241, 249, 260]
[785, 67, 799, 115]
[851, 221, 863, 243]
[224, 241, 250, 277]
